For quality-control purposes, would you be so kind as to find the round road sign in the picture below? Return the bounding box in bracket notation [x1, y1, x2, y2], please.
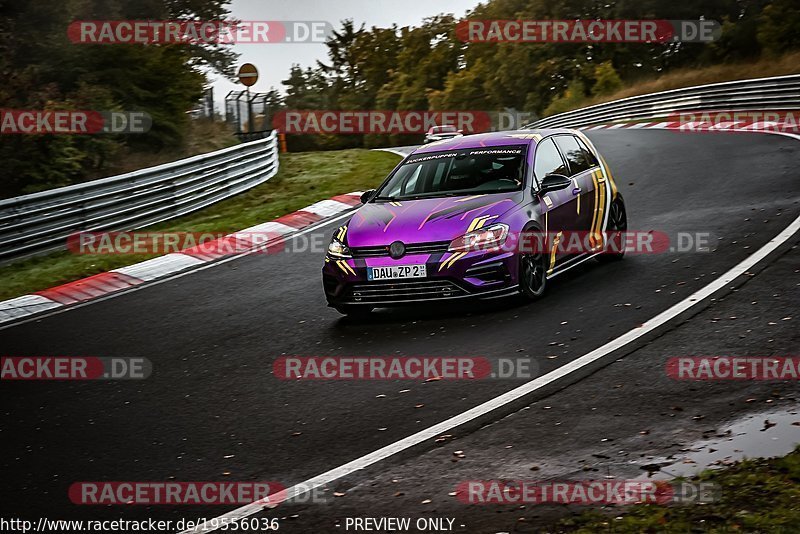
[237, 63, 259, 87]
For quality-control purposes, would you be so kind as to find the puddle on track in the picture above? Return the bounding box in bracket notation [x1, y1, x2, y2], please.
[637, 405, 800, 480]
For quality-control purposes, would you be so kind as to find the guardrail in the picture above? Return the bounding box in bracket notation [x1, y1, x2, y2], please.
[525, 74, 800, 129]
[0, 130, 279, 264]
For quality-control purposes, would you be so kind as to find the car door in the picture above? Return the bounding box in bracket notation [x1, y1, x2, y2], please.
[532, 136, 577, 273]
[555, 135, 600, 236]
[574, 135, 608, 250]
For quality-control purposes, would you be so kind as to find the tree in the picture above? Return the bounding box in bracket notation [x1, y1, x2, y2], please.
[591, 61, 623, 96]
[0, 0, 238, 196]
[543, 79, 587, 117]
[758, 0, 800, 55]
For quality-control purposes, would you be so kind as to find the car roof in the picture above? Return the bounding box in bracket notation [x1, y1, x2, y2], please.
[412, 128, 578, 154]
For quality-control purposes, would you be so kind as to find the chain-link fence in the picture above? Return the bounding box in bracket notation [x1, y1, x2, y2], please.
[225, 91, 272, 138]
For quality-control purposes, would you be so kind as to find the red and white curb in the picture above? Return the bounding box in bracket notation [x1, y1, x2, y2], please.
[0, 192, 363, 324]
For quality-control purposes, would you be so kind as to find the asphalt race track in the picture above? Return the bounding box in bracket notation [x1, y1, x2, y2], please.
[1, 129, 798, 530]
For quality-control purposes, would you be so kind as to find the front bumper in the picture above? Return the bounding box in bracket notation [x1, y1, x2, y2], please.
[323, 249, 519, 306]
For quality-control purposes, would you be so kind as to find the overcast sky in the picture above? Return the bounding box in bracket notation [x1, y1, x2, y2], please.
[209, 0, 481, 110]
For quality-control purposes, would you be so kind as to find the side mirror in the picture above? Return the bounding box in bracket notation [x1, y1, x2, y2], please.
[360, 189, 376, 204]
[538, 174, 571, 195]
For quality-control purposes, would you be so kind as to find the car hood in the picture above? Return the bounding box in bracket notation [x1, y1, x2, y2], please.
[346, 192, 521, 247]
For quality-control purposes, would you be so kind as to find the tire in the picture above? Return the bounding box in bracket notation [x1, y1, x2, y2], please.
[518, 232, 548, 300]
[334, 305, 374, 317]
[598, 196, 627, 262]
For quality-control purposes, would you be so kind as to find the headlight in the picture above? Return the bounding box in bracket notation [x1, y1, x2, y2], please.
[327, 239, 352, 258]
[448, 223, 509, 252]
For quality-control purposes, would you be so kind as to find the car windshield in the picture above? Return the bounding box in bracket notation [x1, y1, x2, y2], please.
[374, 146, 526, 200]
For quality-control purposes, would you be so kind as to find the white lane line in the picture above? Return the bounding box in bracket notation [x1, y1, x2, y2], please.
[182, 213, 800, 534]
[0, 211, 355, 331]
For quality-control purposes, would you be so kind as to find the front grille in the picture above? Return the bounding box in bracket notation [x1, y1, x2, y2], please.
[350, 241, 450, 258]
[342, 279, 468, 303]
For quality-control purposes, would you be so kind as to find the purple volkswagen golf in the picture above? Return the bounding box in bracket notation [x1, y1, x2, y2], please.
[322, 129, 627, 315]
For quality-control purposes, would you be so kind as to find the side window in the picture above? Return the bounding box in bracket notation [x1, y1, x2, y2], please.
[402, 165, 422, 194]
[431, 160, 449, 188]
[386, 164, 422, 197]
[554, 135, 591, 176]
[533, 138, 568, 183]
[575, 136, 600, 168]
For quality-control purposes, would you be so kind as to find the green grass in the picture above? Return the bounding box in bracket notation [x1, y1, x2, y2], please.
[556, 446, 800, 532]
[0, 148, 400, 301]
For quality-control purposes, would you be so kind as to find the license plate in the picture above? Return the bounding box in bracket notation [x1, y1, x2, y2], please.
[367, 264, 427, 281]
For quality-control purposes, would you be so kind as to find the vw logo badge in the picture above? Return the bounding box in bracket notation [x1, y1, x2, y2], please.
[389, 241, 406, 259]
